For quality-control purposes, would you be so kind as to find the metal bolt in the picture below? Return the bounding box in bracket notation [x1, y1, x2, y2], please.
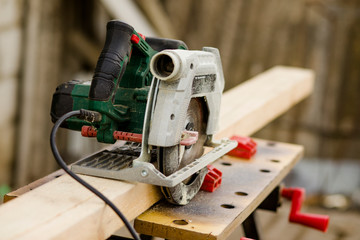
[141, 170, 148, 177]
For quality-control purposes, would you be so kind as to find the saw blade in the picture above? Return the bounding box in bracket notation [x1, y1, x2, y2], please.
[159, 98, 208, 205]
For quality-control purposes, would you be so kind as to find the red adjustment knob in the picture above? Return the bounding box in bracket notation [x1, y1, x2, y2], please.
[131, 34, 140, 44]
[227, 136, 257, 159]
[130, 33, 145, 44]
[281, 187, 330, 232]
[200, 165, 222, 192]
[81, 126, 97, 137]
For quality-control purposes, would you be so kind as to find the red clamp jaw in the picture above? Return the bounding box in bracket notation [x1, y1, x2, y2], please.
[281, 187, 330, 232]
[227, 136, 257, 159]
[200, 165, 222, 192]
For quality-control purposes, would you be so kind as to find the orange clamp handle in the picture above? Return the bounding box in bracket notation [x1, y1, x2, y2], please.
[281, 187, 329, 232]
[81, 126, 97, 137]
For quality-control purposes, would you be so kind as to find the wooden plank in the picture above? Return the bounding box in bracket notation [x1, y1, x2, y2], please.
[100, 0, 158, 37]
[162, 0, 193, 40]
[0, 0, 22, 29]
[0, 0, 22, 188]
[216, 66, 314, 139]
[68, 30, 101, 68]
[14, 0, 65, 187]
[0, 27, 22, 79]
[1, 176, 161, 240]
[134, 139, 303, 240]
[3, 169, 65, 203]
[0, 79, 17, 126]
[0, 66, 313, 240]
[136, 0, 177, 38]
[0, 122, 16, 185]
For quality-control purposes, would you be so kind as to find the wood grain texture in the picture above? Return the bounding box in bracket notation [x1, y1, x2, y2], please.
[0, 0, 22, 185]
[14, 0, 65, 187]
[100, 0, 158, 37]
[3, 169, 65, 203]
[134, 139, 303, 240]
[0, 174, 161, 240]
[0, 66, 313, 240]
[135, 0, 176, 38]
[217, 66, 314, 139]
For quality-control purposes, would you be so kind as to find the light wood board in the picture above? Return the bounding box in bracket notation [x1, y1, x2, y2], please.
[217, 66, 314, 139]
[3, 169, 65, 203]
[0, 66, 313, 240]
[135, 139, 303, 240]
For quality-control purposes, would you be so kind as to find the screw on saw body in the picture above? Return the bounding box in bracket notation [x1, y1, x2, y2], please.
[141, 170, 148, 177]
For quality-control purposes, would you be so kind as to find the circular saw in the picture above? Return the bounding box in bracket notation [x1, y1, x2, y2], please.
[144, 48, 236, 205]
[50, 21, 237, 205]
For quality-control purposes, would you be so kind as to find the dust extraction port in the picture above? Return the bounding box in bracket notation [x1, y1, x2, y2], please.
[152, 53, 175, 78]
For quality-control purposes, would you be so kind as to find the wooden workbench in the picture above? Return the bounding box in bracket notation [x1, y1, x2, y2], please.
[0, 66, 313, 240]
[134, 139, 303, 240]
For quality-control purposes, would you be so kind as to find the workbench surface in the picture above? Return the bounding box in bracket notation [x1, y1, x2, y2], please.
[134, 139, 303, 240]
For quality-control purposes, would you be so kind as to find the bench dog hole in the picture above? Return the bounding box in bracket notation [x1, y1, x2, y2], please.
[235, 191, 248, 196]
[221, 204, 235, 209]
[221, 162, 232, 166]
[173, 219, 189, 225]
[270, 159, 280, 163]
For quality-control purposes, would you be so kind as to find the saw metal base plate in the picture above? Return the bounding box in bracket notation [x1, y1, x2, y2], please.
[71, 139, 237, 188]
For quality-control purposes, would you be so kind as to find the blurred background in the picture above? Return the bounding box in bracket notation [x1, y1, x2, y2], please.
[0, 0, 359, 239]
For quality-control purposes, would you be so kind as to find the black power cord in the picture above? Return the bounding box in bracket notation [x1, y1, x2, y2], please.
[50, 110, 141, 240]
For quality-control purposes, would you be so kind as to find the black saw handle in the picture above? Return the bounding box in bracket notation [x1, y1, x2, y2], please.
[89, 21, 134, 101]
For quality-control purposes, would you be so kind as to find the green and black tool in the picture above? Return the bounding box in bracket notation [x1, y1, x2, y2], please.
[51, 20, 236, 205]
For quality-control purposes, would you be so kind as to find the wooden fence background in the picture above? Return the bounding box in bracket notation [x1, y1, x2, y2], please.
[153, 0, 360, 161]
[0, 0, 359, 188]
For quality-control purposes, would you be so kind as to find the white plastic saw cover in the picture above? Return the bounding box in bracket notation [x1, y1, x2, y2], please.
[148, 47, 225, 147]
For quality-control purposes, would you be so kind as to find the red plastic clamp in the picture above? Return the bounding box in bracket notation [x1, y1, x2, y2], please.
[281, 187, 330, 232]
[200, 165, 222, 192]
[227, 136, 257, 159]
[81, 126, 97, 137]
